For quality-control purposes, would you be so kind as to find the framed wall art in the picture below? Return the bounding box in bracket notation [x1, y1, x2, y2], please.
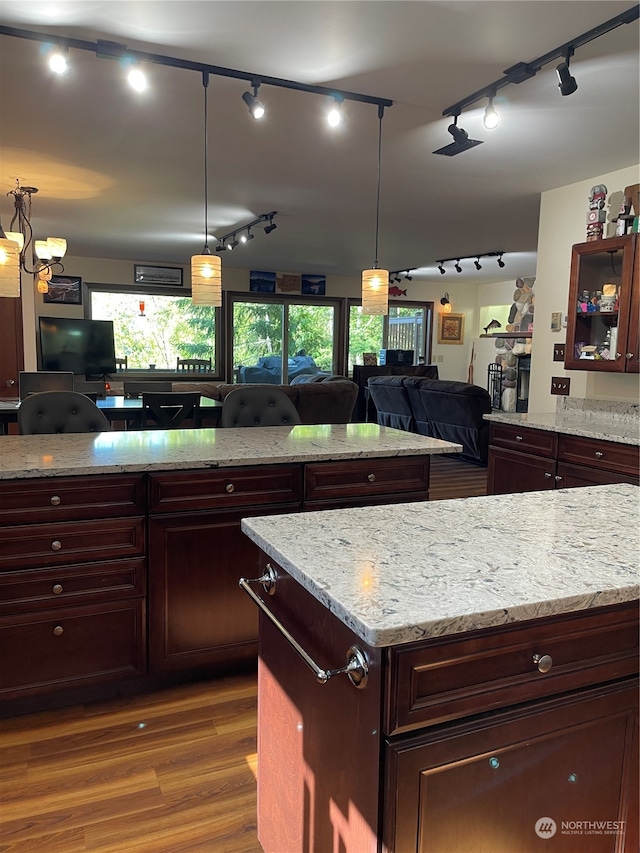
[438, 312, 465, 345]
[134, 265, 183, 286]
[42, 275, 83, 305]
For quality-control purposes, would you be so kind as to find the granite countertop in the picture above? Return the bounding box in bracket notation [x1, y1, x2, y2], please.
[485, 399, 639, 446]
[0, 424, 461, 479]
[242, 483, 640, 647]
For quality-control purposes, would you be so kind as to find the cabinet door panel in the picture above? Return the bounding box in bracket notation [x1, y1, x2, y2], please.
[386, 680, 638, 853]
[487, 446, 555, 495]
[488, 424, 557, 457]
[557, 462, 639, 489]
[305, 457, 429, 503]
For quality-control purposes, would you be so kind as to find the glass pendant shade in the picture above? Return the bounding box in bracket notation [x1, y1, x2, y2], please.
[0, 237, 21, 297]
[191, 253, 222, 306]
[361, 268, 389, 315]
[6, 231, 24, 251]
[47, 237, 67, 260]
[35, 240, 53, 261]
[441, 301, 452, 314]
[37, 277, 50, 294]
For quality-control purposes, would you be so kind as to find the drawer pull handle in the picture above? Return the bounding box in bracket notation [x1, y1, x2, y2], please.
[225, 483, 235, 493]
[53, 625, 64, 637]
[367, 473, 376, 483]
[554, 475, 563, 482]
[239, 565, 369, 689]
[51, 540, 62, 551]
[52, 583, 63, 595]
[595, 451, 604, 458]
[515, 435, 523, 441]
[544, 472, 552, 478]
[533, 653, 553, 673]
[50, 495, 61, 506]
[626, 353, 633, 360]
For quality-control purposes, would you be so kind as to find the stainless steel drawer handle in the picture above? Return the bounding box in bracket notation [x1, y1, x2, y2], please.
[50, 495, 61, 506]
[544, 472, 552, 478]
[51, 540, 62, 551]
[533, 653, 553, 673]
[595, 451, 604, 458]
[52, 583, 63, 595]
[225, 483, 235, 493]
[515, 435, 523, 441]
[239, 565, 369, 689]
[554, 475, 563, 482]
[53, 625, 64, 636]
[367, 473, 376, 483]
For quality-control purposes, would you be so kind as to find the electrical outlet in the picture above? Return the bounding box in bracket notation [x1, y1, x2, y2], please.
[437, 355, 444, 363]
[551, 376, 570, 395]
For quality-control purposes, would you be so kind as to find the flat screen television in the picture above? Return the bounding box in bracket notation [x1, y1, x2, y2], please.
[39, 317, 116, 376]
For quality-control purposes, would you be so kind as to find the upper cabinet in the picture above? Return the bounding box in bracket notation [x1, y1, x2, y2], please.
[564, 234, 638, 373]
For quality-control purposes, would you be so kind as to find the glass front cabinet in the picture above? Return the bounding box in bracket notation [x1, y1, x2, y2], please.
[564, 234, 639, 373]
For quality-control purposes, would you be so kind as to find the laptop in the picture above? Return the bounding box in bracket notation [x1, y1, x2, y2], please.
[19, 371, 75, 401]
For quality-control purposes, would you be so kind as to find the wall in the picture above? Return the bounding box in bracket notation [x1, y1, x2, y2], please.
[529, 163, 639, 413]
[26, 256, 479, 381]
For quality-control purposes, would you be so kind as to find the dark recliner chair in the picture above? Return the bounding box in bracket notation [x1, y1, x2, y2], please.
[220, 386, 302, 427]
[18, 390, 111, 434]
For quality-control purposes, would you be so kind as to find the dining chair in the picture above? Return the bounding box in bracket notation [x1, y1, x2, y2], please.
[141, 392, 202, 429]
[124, 381, 172, 398]
[220, 386, 301, 427]
[115, 356, 128, 370]
[18, 390, 111, 434]
[176, 358, 212, 373]
[18, 371, 75, 401]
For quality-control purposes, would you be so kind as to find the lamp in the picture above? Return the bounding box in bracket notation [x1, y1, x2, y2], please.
[264, 218, 277, 235]
[440, 292, 452, 313]
[438, 262, 446, 275]
[361, 106, 389, 316]
[3, 180, 67, 294]
[454, 260, 462, 273]
[0, 214, 21, 297]
[191, 72, 222, 307]
[556, 50, 578, 96]
[474, 257, 482, 270]
[242, 81, 265, 119]
[327, 95, 344, 128]
[433, 115, 482, 156]
[436, 252, 505, 275]
[483, 94, 500, 129]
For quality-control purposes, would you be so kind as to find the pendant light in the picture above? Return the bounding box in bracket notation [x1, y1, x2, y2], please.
[361, 105, 388, 315]
[0, 215, 21, 298]
[191, 71, 222, 306]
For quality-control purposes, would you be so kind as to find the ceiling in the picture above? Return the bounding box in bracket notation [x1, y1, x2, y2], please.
[0, 1, 638, 289]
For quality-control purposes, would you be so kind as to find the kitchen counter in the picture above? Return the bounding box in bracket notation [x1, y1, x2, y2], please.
[0, 423, 461, 480]
[242, 482, 639, 647]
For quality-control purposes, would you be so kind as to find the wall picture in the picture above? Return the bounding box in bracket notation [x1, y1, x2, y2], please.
[250, 270, 276, 293]
[42, 275, 83, 305]
[301, 274, 326, 296]
[438, 313, 465, 345]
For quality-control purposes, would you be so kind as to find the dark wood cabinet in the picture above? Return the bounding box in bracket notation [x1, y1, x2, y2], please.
[564, 234, 638, 373]
[254, 557, 639, 853]
[487, 423, 639, 495]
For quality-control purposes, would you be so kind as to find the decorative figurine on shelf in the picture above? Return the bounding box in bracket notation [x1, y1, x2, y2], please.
[586, 184, 607, 241]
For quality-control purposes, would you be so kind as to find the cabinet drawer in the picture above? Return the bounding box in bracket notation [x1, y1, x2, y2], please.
[305, 457, 429, 503]
[0, 557, 145, 613]
[0, 599, 146, 698]
[148, 465, 302, 513]
[558, 435, 639, 477]
[0, 474, 146, 525]
[489, 423, 558, 457]
[386, 602, 639, 735]
[0, 517, 145, 571]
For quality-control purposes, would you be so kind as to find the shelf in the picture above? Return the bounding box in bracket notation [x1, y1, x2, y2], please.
[480, 332, 533, 339]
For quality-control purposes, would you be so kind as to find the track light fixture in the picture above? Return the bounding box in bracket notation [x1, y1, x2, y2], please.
[435, 7, 637, 153]
[327, 95, 345, 128]
[125, 60, 147, 92]
[242, 80, 265, 119]
[556, 50, 578, 96]
[433, 115, 482, 156]
[389, 269, 415, 283]
[48, 46, 68, 75]
[436, 252, 506, 275]
[483, 94, 500, 129]
[214, 212, 279, 252]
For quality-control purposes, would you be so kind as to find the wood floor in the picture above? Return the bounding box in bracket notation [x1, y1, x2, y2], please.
[0, 458, 486, 853]
[0, 673, 262, 853]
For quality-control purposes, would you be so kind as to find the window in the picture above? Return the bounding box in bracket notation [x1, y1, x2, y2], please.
[87, 284, 219, 375]
[347, 301, 433, 370]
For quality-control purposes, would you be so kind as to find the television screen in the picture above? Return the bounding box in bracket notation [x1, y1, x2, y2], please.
[39, 317, 116, 376]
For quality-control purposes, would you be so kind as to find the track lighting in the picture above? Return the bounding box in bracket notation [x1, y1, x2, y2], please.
[474, 258, 482, 270]
[327, 95, 344, 128]
[438, 263, 446, 275]
[556, 50, 578, 96]
[264, 219, 277, 235]
[48, 47, 68, 75]
[405, 274, 412, 281]
[497, 253, 506, 268]
[240, 231, 254, 243]
[215, 243, 226, 252]
[436, 252, 506, 275]
[242, 81, 265, 119]
[455, 260, 462, 273]
[433, 116, 482, 156]
[483, 95, 500, 130]
[126, 61, 147, 92]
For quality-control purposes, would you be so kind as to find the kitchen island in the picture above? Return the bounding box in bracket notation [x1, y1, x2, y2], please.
[0, 424, 460, 713]
[242, 483, 639, 853]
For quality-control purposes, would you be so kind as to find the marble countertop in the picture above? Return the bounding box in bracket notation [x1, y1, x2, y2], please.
[0, 424, 461, 479]
[242, 483, 639, 647]
[485, 410, 639, 445]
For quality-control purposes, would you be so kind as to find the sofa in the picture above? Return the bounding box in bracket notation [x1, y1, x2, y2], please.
[351, 363, 439, 421]
[367, 376, 492, 465]
[173, 377, 358, 424]
[237, 354, 325, 384]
